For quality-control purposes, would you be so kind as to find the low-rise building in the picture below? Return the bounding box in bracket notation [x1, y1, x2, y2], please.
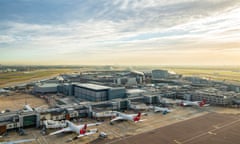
[73, 83, 126, 102]
[192, 88, 238, 105]
[33, 83, 59, 94]
[152, 69, 169, 79]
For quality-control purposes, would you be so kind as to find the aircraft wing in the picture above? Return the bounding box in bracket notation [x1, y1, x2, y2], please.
[154, 107, 164, 112]
[77, 131, 97, 138]
[3, 139, 35, 144]
[154, 109, 162, 112]
[49, 127, 72, 136]
[136, 119, 147, 123]
[110, 116, 124, 122]
[203, 104, 210, 107]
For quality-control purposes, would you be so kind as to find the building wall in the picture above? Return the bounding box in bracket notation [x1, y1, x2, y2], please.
[152, 70, 169, 79]
[51, 114, 65, 121]
[228, 85, 240, 93]
[74, 86, 108, 102]
[34, 84, 58, 93]
[7, 122, 20, 129]
[144, 95, 160, 104]
[108, 88, 126, 100]
[58, 84, 73, 96]
[192, 92, 233, 105]
[126, 77, 138, 85]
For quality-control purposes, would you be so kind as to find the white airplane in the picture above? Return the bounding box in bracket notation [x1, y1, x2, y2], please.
[23, 104, 34, 112]
[149, 106, 172, 114]
[110, 111, 144, 124]
[180, 99, 208, 107]
[49, 120, 101, 138]
[23, 104, 48, 112]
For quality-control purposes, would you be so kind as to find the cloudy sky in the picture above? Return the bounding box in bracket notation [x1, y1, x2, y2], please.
[0, 0, 239, 65]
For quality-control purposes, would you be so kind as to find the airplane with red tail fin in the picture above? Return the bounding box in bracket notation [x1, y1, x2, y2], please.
[49, 120, 101, 138]
[110, 111, 146, 124]
[180, 99, 209, 107]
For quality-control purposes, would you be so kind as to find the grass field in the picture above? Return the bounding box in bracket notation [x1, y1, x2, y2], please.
[1, 66, 239, 87]
[134, 66, 240, 84]
[166, 66, 240, 84]
[0, 69, 76, 87]
[0, 66, 122, 87]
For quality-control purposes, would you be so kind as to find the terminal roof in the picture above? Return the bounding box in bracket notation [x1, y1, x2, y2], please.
[74, 83, 110, 90]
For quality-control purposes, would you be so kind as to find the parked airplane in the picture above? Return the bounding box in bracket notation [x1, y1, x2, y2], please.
[49, 120, 101, 138]
[23, 104, 48, 112]
[110, 111, 145, 124]
[149, 106, 172, 114]
[180, 99, 208, 107]
[23, 104, 34, 112]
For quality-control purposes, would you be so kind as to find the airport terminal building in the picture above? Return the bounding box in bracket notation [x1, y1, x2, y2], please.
[73, 83, 126, 102]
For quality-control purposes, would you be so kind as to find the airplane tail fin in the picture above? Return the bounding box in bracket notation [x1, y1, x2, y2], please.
[133, 112, 142, 122]
[133, 112, 141, 122]
[137, 112, 141, 118]
[202, 99, 206, 104]
[199, 99, 206, 107]
[83, 124, 87, 130]
[79, 124, 87, 135]
[180, 101, 184, 106]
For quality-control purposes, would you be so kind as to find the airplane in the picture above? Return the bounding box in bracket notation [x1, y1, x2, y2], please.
[110, 111, 145, 124]
[23, 104, 48, 112]
[180, 99, 209, 107]
[149, 106, 172, 114]
[49, 120, 101, 138]
[23, 104, 34, 112]
[0, 139, 35, 144]
[23, 97, 33, 112]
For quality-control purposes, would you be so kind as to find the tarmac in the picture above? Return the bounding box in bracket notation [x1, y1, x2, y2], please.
[93, 112, 240, 144]
[1, 106, 239, 144]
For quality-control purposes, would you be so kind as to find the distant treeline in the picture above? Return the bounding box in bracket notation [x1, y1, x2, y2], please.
[0, 65, 126, 72]
[0, 65, 86, 72]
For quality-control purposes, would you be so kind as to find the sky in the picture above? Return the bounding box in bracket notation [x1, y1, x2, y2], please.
[0, 0, 239, 65]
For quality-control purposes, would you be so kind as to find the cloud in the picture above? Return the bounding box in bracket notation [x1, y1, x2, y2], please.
[0, 35, 15, 43]
[0, 0, 239, 65]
